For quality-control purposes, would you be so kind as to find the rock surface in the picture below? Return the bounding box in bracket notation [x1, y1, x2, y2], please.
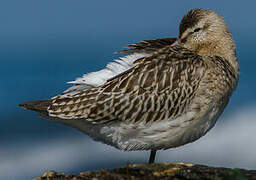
[33, 162, 256, 180]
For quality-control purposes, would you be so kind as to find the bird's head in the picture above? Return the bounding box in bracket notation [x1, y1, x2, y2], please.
[176, 9, 236, 61]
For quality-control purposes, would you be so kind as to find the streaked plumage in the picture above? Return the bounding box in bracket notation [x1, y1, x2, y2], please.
[20, 9, 239, 163]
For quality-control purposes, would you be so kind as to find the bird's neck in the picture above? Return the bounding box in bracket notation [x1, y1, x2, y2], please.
[197, 39, 239, 76]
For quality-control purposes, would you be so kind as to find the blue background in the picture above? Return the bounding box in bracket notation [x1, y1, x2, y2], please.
[1, 1, 256, 179]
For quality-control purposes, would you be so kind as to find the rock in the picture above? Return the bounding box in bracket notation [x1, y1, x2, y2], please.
[33, 162, 256, 180]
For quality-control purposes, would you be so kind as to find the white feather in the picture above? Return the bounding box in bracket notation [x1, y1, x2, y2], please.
[62, 52, 150, 97]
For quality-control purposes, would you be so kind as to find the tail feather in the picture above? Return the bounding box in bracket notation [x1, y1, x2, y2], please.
[19, 99, 51, 113]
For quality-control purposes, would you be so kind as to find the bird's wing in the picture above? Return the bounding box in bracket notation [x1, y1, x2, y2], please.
[119, 38, 177, 53]
[62, 38, 177, 97]
[48, 45, 206, 124]
[62, 52, 150, 97]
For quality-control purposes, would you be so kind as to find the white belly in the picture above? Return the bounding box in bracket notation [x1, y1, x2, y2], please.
[43, 100, 225, 151]
[103, 106, 221, 151]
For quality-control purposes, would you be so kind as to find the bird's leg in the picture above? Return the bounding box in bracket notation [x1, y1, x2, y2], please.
[148, 150, 157, 164]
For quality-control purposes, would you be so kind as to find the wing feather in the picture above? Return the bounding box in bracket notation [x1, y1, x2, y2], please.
[62, 52, 150, 97]
[48, 46, 206, 124]
[120, 38, 177, 53]
[62, 38, 177, 97]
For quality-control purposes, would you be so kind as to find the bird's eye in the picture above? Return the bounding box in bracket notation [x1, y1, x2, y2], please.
[194, 28, 201, 32]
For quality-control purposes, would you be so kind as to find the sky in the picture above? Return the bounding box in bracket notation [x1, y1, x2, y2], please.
[1, 1, 256, 179]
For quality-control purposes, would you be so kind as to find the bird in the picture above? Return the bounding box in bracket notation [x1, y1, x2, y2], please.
[19, 9, 239, 164]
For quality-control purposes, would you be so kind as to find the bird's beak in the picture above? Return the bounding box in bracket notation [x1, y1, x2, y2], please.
[171, 40, 180, 46]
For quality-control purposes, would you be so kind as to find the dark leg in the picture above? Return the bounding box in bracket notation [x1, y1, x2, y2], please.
[148, 150, 157, 164]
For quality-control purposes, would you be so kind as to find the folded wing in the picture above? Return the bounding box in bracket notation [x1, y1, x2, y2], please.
[48, 46, 206, 124]
[62, 38, 177, 97]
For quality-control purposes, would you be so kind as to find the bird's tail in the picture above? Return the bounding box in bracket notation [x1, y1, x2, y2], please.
[19, 99, 51, 114]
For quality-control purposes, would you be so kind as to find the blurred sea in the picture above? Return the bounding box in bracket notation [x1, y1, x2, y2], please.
[1, 1, 256, 179]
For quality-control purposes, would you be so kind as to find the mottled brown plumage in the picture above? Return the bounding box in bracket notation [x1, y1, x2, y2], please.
[47, 46, 206, 124]
[20, 9, 239, 163]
